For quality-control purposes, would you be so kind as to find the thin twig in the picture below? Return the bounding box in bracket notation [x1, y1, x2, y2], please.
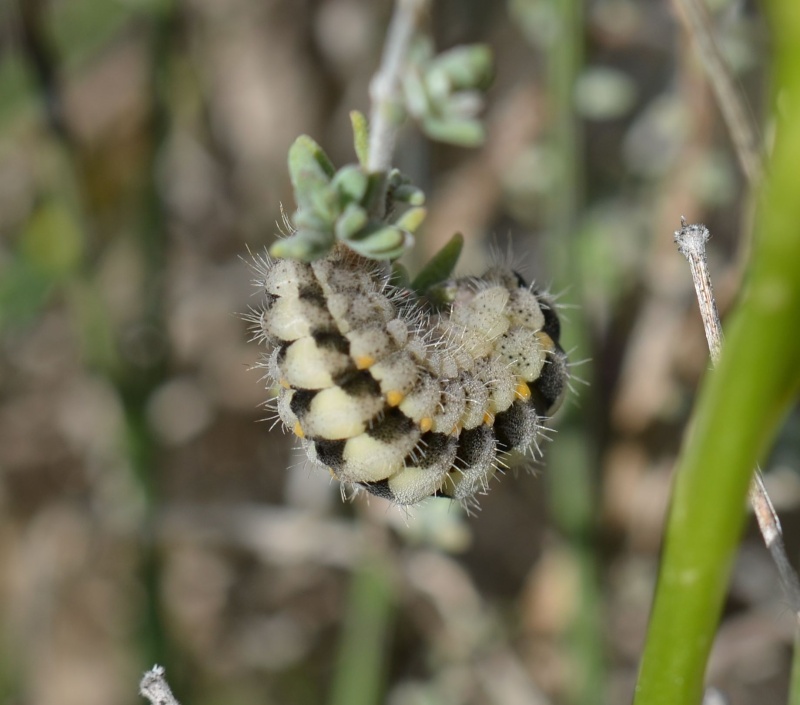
[674, 219, 800, 618]
[673, 221, 723, 363]
[139, 665, 181, 705]
[672, 0, 763, 185]
[367, 0, 427, 174]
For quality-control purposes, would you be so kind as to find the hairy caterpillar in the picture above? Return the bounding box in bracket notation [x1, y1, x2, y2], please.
[250, 245, 568, 506]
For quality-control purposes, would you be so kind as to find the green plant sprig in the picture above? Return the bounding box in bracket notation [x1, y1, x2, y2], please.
[268, 0, 491, 268]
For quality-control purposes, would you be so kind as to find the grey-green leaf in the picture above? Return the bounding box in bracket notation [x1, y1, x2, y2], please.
[428, 45, 493, 92]
[391, 184, 426, 206]
[332, 165, 369, 206]
[350, 110, 370, 168]
[335, 204, 369, 241]
[421, 116, 485, 147]
[392, 206, 426, 233]
[288, 135, 336, 210]
[346, 225, 412, 259]
[270, 229, 333, 262]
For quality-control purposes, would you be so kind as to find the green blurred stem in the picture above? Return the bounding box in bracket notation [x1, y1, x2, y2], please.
[547, 431, 605, 705]
[122, 0, 178, 676]
[21, 0, 178, 679]
[535, 0, 606, 703]
[328, 554, 396, 705]
[545, 0, 582, 262]
[791, 629, 800, 705]
[633, 2, 800, 702]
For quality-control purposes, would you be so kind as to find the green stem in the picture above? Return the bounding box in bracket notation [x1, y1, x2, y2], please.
[18, 0, 177, 678]
[633, 3, 800, 701]
[790, 628, 800, 705]
[536, 1, 606, 703]
[328, 554, 397, 705]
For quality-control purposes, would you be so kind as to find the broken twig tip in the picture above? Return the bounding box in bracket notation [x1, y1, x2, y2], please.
[139, 665, 180, 705]
[674, 220, 711, 260]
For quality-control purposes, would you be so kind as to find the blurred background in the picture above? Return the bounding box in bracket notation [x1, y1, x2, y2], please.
[1, 1, 798, 704]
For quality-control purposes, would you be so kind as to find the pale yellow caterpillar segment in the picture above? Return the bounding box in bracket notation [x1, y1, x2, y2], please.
[457, 328, 496, 359]
[459, 374, 491, 430]
[381, 466, 448, 505]
[430, 379, 467, 434]
[496, 327, 547, 382]
[505, 287, 546, 330]
[279, 336, 350, 389]
[397, 373, 441, 425]
[300, 386, 384, 440]
[385, 318, 410, 347]
[346, 325, 398, 368]
[262, 258, 318, 297]
[369, 350, 420, 402]
[474, 357, 517, 414]
[326, 290, 395, 334]
[262, 296, 331, 342]
[355, 433, 458, 506]
[449, 286, 511, 341]
[422, 349, 460, 380]
[337, 426, 421, 484]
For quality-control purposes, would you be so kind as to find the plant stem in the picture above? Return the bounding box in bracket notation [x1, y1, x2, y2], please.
[671, 0, 763, 185]
[633, 3, 800, 696]
[674, 220, 800, 615]
[791, 628, 800, 705]
[328, 554, 396, 705]
[367, 0, 427, 175]
[673, 221, 724, 362]
[536, 0, 605, 702]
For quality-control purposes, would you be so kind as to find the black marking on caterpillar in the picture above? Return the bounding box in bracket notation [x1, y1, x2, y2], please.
[249, 245, 569, 507]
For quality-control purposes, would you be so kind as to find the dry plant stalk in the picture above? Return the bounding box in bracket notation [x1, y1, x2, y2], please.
[140, 665, 181, 705]
[671, 0, 763, 185]
[674, 218, 800, 618]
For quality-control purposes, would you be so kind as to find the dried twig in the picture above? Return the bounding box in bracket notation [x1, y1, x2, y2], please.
[367, 0, 428, 174]
[140, 665, 180, 705]
[671, 0, 763, 185]
[674, 219, 800, 617]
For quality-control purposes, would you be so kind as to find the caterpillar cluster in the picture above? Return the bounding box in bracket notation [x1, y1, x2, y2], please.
[251, 245, 568, 506]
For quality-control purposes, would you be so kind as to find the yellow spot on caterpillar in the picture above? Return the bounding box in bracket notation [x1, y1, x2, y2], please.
[483, 411, 495, 426]
[293, 422, 305, 439]
[355, 355, 376, 369]
[515, 380, 531, 400]
[386, 390, 405, 407]
[535, 331, 555, 353]
[279, 378, 291, 389]
[419, 417, 433, 433]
